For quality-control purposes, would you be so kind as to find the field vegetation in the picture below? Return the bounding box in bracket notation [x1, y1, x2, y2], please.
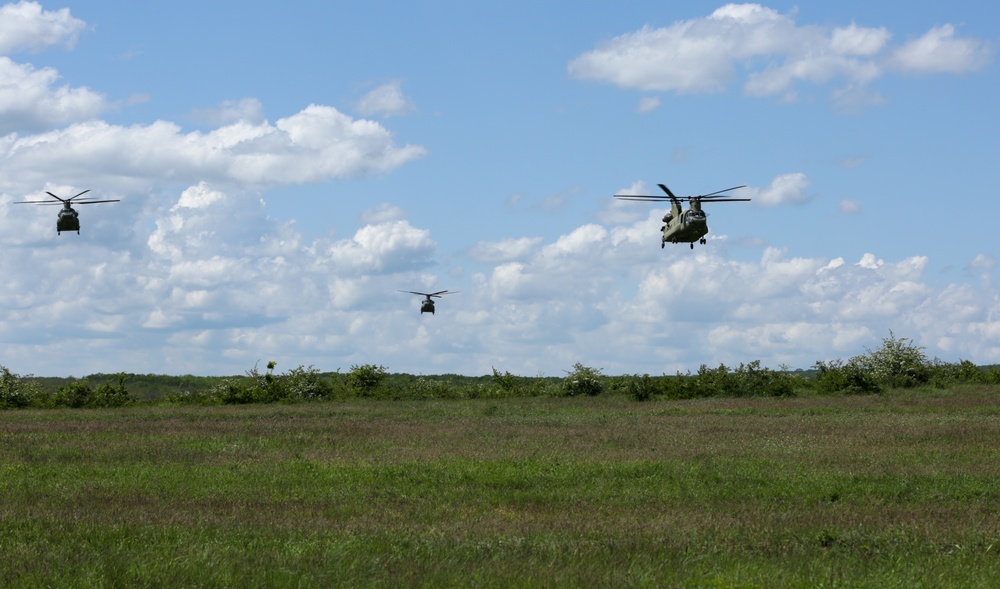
[3, 332, 999, 409]
[1, 333, 998, 586]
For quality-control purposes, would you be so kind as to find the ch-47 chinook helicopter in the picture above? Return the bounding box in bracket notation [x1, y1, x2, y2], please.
[398, 290, 458, 314]
[614, 183, 749, 249]
[14, 190, 120, 235]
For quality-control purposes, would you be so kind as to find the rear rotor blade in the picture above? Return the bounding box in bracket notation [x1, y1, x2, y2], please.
[68, 189, 92, 200]
[657, 184, 677, 198]
[45, 192, 68, 202]
[73, 199, 121, 204]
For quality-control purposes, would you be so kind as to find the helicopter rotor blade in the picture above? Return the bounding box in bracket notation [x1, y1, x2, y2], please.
[614, 195, 673, 201]
[398, 289, 458, 298]
[45, 192, 69, 202]
[68, 189, 92, 200]
[699, 185, 747, 198]
[73, 199, 121, 204]
[657, 184, 678, 198]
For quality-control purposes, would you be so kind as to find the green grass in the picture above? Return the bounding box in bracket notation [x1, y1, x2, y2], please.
[2, 389, 999, 587]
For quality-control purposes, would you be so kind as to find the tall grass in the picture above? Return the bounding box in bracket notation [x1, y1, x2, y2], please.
[2, 389, 999, 587]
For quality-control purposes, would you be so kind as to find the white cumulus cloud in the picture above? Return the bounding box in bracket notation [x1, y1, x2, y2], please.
[0, 1, 85, 54]
[744, 173, 810, 206]
[355, 81, 417, 117]
[0, 104, 428, 192]
[0, 57, 108, 133]
[888, 24, 994, 74]
[569, 4, 992, 108]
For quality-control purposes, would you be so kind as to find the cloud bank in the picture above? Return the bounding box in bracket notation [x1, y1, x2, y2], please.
[0, 2, 996, 378]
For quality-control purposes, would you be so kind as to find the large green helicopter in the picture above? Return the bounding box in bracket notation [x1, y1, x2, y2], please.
[14, 190, 120, 235]
[399, 290, 458, 314]
[614, 183, 749, 249]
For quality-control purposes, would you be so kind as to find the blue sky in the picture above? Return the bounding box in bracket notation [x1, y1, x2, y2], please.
[0, 1, 997, 377]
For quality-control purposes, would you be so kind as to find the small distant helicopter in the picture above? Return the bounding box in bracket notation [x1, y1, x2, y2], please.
[399, 290, 457, 314]
[614, 183, 749, 249]
[14, 190, 120, 235]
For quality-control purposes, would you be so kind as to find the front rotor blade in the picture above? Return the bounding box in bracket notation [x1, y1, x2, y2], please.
[69, 189, 92, 200]
[696, 198, 751, 202]
[45, 192, 68, 202]
[700, 185, 747, 198]
[614, 195, 673, 201]
[73, 199, 121, 204]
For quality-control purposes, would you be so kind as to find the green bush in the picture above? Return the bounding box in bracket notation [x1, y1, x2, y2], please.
[491, 367, 520, 395]
[563, 363, 605, 396]
[734, 361, 796, 397]
[348, 363, 388, 397]
[657, 362, 796, 399]
[282, 365, 335, 399]
[853, 331, 930, 389]
[0, 366, 45, 409]
[626, 373, 655, 401]
[164, 363, 336, 405]
[927, 359, 986, 387]
[813, 359, 881, 395]
[51, 373, 133, 408]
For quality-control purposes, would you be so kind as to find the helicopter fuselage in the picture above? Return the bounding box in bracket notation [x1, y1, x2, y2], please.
[661, 201, 709, 247]
[57, 206, 81, 235]
[420, 299, 436, 314]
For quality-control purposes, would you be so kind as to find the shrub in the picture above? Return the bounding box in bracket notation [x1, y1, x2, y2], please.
[563, 363, 605, 396]
[626, 373, 656, 401]
[348, 363, 388, 397]
[51, 373, 133, 408]
[282, 365, 334, 400]
[813, 359, 881, 396]
[491, 367, 519, 395]
[926, 359, 986, 387]
[660, 371, 702, 400]
[0, 366, 45, 409]
[94, 373, 133, 407]
[166, 362, 335, 405]
[733, 361, 796, 397]
[214, 378, 257, 405]
[688, 361, 795, 398]
[853, 331, 930, 389]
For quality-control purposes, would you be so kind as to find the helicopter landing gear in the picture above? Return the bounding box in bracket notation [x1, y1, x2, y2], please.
[661, 241, 665, 249]
[690, 243, 694, 249]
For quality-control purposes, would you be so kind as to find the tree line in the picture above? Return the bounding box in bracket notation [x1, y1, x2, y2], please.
[2, 333, 998, 409]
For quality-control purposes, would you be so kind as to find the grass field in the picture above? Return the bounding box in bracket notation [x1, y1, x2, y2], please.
[2, 387, 998, 587]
